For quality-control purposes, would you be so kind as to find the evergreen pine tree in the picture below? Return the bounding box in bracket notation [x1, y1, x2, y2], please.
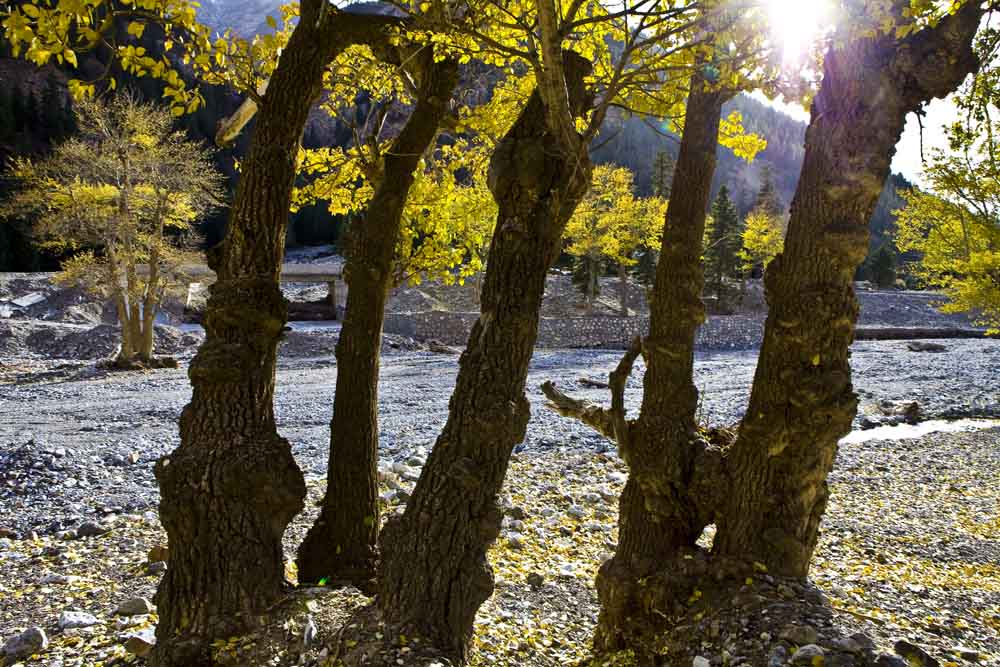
[870, 243, 897, 289]
[755, 163, 784, 219]
[705, 185, 742, 311]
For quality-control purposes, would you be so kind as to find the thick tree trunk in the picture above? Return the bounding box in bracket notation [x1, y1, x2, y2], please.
[714, 3, 983, 577]
[149, 9, 401, 665]
[296, 55, 459, 588]
[378, 52, 593, 663]
[595, 76, 730, 653]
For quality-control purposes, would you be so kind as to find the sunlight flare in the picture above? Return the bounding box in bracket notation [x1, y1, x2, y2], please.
[765, 0, 833, 63]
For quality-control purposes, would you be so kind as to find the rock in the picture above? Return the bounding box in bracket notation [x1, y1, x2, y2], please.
[507, 533, 526, 550]
[878, 400, 922, 424]
[831, 637, 865, 655]
[768, 646, 789, 667]
[790, 644, 824, 665]
[146, 560, 168, 575]
[302, 614, 318, 647]
[950, 646, 981, 662]
[893, 640, 939, 667]
[116, 597, 154, 616]
[779, 624, 819, 646]
[567, 505, 587, 520]
[875, 655, 908, 667]
[849, 633, 876, 651]
[2, 626, 48, 659]
[507, 506, 528, 521]
[58, 610, 99, 629]
[39, 573, 80, 585]
[777, 583, 797, 599]
[76, 521, 110, 538]
[907, 341, 947, 353]
[527, 572, 545, 590]
[693, 657, 711, 667]
[427, 340, 460, 355]
[124, 627, 156, 657]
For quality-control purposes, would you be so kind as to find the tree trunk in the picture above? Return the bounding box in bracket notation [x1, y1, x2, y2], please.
[139, 253, 159, 361]
[296, 54, 459, 588]
[149, 9, 401, 665]
[378, 52, 593, 663]
[714, 3, 983, 577]
[108, 253, 135, 361]
[595, 75, 730, 653]
[587, 261, 597, 314]
[618, 262, 628, 316]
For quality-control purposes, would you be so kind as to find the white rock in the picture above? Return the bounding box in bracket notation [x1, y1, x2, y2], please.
[58, 611, 99, 629]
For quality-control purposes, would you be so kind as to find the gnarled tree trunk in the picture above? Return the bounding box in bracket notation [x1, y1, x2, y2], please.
[150, 9, 401, 666]
[594, 74, 731, 653]
[378, 52, 593, 662]
[714, 2, 983, 577]
[297, 54, 459, 589]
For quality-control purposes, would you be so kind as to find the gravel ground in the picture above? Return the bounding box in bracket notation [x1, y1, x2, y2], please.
[0, 342, 998, 664]
[1, 339, 998, 538]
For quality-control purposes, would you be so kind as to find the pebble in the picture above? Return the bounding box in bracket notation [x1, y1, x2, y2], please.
[115, 597, 154, 616]
[893, 640, 939, 667]
[76, 521, 110, 538]
[124, 627, 156, 657]
[39, 573, 80, 585]
[790, 644, 825, 664]
[2, 626, 48, 660]
[58, 610, 99, 629]
[693, 657, 710, 667]
[779, 623, 819, 646]
[146, 560, 168, 575]
[507, 533, 526, 550]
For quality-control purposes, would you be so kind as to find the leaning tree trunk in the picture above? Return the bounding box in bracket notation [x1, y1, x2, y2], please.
[150, 9, 401, 666]
[296, 54, 459, 589]
[714, 3, 983, 577]
[378, 52, 593, 662]
[594, 75, 731, 653]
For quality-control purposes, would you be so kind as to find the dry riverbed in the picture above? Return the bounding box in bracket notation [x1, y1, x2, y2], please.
[0, 341, 999, 665]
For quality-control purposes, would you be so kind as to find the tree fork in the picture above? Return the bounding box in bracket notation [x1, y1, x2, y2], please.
[297, 52, 460, 589]
[714, 2, 984, 578]
[377, 51, 594, 663]
[593, 73, 732, 654]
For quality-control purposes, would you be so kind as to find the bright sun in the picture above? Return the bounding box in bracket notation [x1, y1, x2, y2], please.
[765, 0, 833, 63]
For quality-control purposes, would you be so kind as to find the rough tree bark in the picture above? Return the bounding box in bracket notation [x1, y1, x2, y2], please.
[296, 52, 459, 589]
[378, 52, 594, 662]
[714, 2, 984, 577]
[594, 75, 732, 652]
[150, 8, 402, 666]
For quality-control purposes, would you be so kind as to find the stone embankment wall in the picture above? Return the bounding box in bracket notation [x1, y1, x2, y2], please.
[383, 312, 767, 350]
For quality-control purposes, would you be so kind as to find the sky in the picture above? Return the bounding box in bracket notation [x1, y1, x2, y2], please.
[753, 91, 957, 187]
